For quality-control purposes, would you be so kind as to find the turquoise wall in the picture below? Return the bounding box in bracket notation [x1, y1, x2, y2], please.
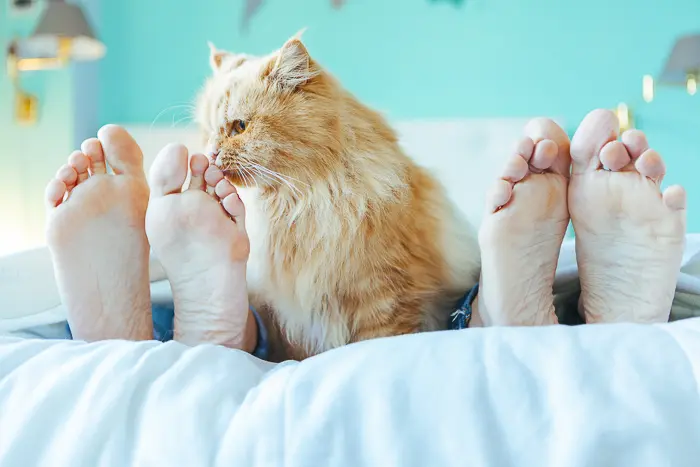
[2, 0, 699, 243]
[0, 2, 75, 254]
[98, 0, 700, 229]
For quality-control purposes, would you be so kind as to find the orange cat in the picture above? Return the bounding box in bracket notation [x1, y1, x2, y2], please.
[196, 34, 480, 360]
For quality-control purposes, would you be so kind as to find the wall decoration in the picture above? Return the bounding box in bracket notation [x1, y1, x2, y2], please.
[429, 0, 466, 4]
[243, 0, 345, 28]
[242, 0, 264, 29]
[242, 0, 465, 30]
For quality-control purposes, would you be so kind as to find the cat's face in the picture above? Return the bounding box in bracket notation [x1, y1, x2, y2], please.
[196, 37, 340, 190]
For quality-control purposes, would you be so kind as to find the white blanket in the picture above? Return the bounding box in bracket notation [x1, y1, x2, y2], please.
[1, 318, 699, 466]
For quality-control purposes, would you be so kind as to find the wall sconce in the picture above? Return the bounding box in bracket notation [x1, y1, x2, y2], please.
[5, 0, 106, 124]
[613, 102, 633, 133]
[642, 33, 700, 103]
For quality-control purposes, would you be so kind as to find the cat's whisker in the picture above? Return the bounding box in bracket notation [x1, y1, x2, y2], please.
[172, 115, 194, 127]
[237, 163, 269, 188]
[246, 162, 305, 196]
[242, 166, 259, 189]
[241, 166, 257, 189]
[252, 167, 292, 195]
[251, 162, 309, 187]
[250, 166, 300, 195]
[149, 103, 196, 131]
[245, 165, 274, 187]
[237, 165, 252, 189]
[259, 169, 304, 195]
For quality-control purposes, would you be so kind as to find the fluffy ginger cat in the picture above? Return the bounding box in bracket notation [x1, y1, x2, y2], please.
[196, 34, 480, 360]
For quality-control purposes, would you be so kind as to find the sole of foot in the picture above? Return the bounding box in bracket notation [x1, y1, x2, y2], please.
[45, 125, 153, 341]
[145, 144, 256, 351]
[476, 118, 571, 326]
[569, 109, 686, 323]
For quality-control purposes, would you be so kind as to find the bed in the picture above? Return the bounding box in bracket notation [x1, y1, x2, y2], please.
[1, 120, 699, 466]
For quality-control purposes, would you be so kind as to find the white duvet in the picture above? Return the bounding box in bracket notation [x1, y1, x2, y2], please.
[1, 318, 699, 466]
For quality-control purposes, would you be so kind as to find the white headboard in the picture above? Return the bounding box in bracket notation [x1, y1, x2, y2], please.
[126, 118, 540, 228]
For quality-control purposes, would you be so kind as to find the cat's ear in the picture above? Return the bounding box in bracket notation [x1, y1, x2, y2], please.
[268, 36, 317, 88]
[208, 42, 246, 74]
[208, 42, 229, 72]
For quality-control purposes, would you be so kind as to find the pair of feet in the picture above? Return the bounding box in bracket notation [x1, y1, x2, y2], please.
[46, 126, 256, 351]
[474, 110, 685, 327]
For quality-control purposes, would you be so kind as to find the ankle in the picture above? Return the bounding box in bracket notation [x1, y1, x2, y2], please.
[173, 299, 256, 351]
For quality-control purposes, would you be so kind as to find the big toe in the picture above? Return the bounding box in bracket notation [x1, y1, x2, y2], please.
[523, 118, 571, 175]
[571, 109, 620, 174]
[97, 125, 145, 176]
[149, 143, 189, 197]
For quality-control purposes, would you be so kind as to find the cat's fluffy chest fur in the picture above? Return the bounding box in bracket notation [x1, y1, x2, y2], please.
[238, 165, 479, 358]
[237, 186, 335, 353]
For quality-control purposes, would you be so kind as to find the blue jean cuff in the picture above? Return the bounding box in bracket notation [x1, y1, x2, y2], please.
[249, 305, 269, 360]
[449, 283, 478, 330]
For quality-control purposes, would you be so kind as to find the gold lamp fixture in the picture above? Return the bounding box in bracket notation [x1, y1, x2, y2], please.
[6, 0, 106, 124]
[643, 33, 700, 103]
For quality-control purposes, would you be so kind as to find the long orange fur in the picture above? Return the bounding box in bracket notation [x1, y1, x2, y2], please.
[196, 35, 480, 360]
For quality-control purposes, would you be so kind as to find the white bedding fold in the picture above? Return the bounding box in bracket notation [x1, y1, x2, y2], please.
[1, 319, 699, 466]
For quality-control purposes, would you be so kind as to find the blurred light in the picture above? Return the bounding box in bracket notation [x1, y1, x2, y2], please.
[615, 103, 632, 132]
[642, 75, 654, 103]
[687, 74, 697, 96]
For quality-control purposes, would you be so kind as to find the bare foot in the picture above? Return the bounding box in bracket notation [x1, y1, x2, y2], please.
[145, 144, 256, 351]
[570, 109, 686, 323]
[476, 118, 571, 326]
[45, 125, 152, 341]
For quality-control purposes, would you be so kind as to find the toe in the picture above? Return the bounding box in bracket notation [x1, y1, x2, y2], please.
[219, 181, 246, 227]
[56, 164, 78, 190]
[514, 137, 535, 162]
[502, 153, 529, 182]
[81, 138, 108, 175]
[149, 143, 189, 197]
[205, 164, 225, 188]
[523, 118, 571, 175]
[599, 141, 631, 172]
[530, 140, 558, 171]
[571, 109, 620, 174]
[215, 178, 237, 199]
[68, 151, 90, 184]
[96, 125, 145, 176]
[663, 185, 686, 211]
[635, 149, 666, 182]
[486, 179, 513, 213]
[187, 153, 209, 191]
[45, 179, 67, 209]
[621, 130, 649, 160]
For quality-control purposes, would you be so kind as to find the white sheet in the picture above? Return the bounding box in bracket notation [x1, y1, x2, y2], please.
[1, 318, 699, 466]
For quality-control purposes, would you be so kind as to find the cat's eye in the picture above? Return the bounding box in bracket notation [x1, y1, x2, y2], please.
[226, 119, 247, 136]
